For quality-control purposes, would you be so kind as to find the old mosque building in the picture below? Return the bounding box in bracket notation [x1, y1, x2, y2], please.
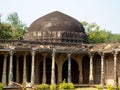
[0, 11, 120, 87]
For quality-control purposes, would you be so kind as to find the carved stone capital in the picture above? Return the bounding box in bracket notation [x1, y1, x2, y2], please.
[89, 52, 94, 58]
[52, 48, 56, 57]
[31, 50, 36, 56]
[99, 52, 105, 58]
[113, 50, 118, 56]
[67, 53, 71, 58]
[9, 50, 14, 56]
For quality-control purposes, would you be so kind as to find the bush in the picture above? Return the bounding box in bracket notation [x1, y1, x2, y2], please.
[118, 86, 120, 90]
[37, 83, 49, 90]
[67, 83, 74, 89]
[107, 85, 114, 90]
[58, 80, 74, 90]
[50, 84, 57, 90]
[0, 83, 3, 90]
[59, 82, 68, 89]
[96, 85, 103, 90]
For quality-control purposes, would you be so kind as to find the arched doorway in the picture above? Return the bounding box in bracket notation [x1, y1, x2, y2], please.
[39, 58, 58, 84]
[93, 54, 101, 84]
[26, 54, 31, 82]
[0, 55, 3, 82]
[13, 55, 16, 82]
[19, 55, 23, 83]
[82, 55, 90, 84]
[62, 58, 79, 83]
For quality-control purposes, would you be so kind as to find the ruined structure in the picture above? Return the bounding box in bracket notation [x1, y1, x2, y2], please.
[0, 11, 120, 88]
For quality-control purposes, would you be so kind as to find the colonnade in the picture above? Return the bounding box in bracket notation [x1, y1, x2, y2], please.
[1, 49, 73, 86]
[1, 49, 119, 87]
[88, 51, 118, 88]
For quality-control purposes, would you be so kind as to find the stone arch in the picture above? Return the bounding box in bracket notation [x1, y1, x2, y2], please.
[82, 55, 90, 84]
[93, 54, 101, 84]
[71, 56, 80, 65]
[62, 58, 79, 83]
[39, 57, 58, 84]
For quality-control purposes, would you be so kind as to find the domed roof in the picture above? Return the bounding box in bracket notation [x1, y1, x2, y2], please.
[28, 11, 85, 33]
[25, 11, 88, 44]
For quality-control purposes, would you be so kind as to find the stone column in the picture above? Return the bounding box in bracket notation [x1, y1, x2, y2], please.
[51, 48, 56, 84]
[68, 53, 71, 83]
[23, 53, 27, 83]
[16, 55, 20, 83]
[113, 50, 118, 88]
[42, 53, 47, 83]
[101, 53, 104, 86]
[31, 50, 36, 85]
[2, 54, 8, 86]
[89, 53, 94, 84]
[79, 59, 83, 84]
[8, 50, 14, 86]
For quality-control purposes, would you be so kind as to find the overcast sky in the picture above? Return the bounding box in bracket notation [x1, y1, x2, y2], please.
[0, 0, 120, 33]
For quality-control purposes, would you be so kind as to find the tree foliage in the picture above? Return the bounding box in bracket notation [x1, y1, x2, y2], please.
[0, 12, 28, 40]
[7, 12, 28, 40]
[0, 22, 13, 39]
[81, 21, 120, 44]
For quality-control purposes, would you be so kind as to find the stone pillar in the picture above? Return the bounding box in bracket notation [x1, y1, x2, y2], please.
[89, 53, 94, 84]
[23, 53, 27, 83]
[8, 50, 14, 86]
[51, 48, 56, 84]
[16, 55, 20, 83]
[2, 54, 7, 86]
[113, 50, 118, 88]
[42, 53, 47, 83]
[101, 53, 104, 86]
[79, 59, 83, 84]
[31, 50, 36, 85]
[68, 53, 71, 83]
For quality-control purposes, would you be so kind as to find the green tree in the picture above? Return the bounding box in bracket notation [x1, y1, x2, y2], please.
[81, 21, 120, 43]
[81, 21, 97, 35]
[111, 34, 120, 42]
[7, 12, 28, 40]
[100, 30, 112, 42]
[0, 22, 13, 39]
[81, 21, 107, 43]
[88, 29, 107, 43]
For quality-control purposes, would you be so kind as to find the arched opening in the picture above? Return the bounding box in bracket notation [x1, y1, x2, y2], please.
[62, 58, 79, 83]
[106, 53, 114, 85]
[26, 54, 31, 82]
[93, 54, 101, 84]
[0, 55, 3, 82]
[19, 55, 23, 83]
[6, 56, 9, 85]
[39, 58, 58, 84]
[82, 55, 90, 84]
[13, 55, 16, 82]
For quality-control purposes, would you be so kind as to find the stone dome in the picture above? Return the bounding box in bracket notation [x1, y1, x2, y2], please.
[25, 11, 88, 44]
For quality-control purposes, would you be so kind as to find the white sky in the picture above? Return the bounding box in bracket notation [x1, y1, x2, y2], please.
[0, 0, 120, 33]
